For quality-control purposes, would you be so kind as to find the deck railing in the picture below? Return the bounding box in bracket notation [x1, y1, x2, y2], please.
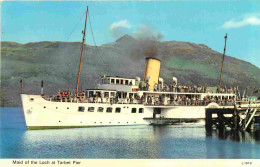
[41, 95, 258, 107]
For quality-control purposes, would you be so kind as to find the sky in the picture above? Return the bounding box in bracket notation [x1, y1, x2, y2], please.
[1, 1, 260, 68]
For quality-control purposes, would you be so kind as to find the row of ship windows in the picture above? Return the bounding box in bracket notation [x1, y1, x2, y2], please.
[43, 106, 144, 113]
[78, 107, 144, 113]
[102, 78, 134, 85]
[58, 121, 137, 124]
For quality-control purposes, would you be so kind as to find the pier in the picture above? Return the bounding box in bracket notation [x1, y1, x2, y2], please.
[205, 106, 260, 132]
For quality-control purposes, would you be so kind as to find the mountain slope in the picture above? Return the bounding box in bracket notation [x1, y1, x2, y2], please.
[1, 35, 260, 106]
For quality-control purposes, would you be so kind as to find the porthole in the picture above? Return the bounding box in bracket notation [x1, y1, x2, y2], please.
[78, 106, 85, 112]
[59, 120, 61, 122]
[67, 107, 69, 109]
[106, 107, 112, 113]
[139, 108, 144, 113]
[100, 122, 102, 123]
[131, 108, 136, 113]
[44, 106, 46, 108]
[98, 107, 104, 112]
[56, 107, 58, 109]
[88, 107, 94, 112]
[115, 107, 121, 113]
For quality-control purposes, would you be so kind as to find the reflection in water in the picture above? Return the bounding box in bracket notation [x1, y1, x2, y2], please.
[205, 127, 260, 159]
[2, 125, 259, 159]
[207, 127, 260, 144]
[1, 108, 260, 159]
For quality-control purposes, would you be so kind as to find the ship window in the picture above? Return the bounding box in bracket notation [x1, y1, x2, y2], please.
[131, 108, 136, 113]
[104, 92, 109, 97]
[88, 107, 94, 112]
[120, 80, 123, 84]
[116, 79, 120, 84]
[96, 91, 101, 97]
[89, 91, 94, 97]
[67, 107, 69, 109]
[115, 107, 121, 113]
[98, 107, 104, 112]
[111, 92, 115, 97]
[129, 93, 133, 98]
[123, 93, 127, 98]
[125, 80, 129, 85]
[106, 107, 112, 113]
[139, 108, 144, 113]
[29, 98, 34, 102]
[118, 92, 121, 98]
[111, 79, 115, 84]
[78, 106, 85, 112]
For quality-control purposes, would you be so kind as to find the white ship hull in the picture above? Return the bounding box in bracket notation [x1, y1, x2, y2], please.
[21, 94, 239, 130]
[21, 94, 153, 129]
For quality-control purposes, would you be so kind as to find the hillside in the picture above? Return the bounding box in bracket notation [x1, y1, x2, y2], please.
[1, 35, 260, 106]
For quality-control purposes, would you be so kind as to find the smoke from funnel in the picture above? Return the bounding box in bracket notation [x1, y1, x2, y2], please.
[133, 25, 164, 58]
[142, 40, 158, 58]
[109, 23, 164, 60]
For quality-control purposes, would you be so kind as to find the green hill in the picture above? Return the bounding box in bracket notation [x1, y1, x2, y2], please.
[1, 35, 260, 106]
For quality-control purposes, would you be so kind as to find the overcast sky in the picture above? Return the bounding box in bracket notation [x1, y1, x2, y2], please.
[1, 1, 260, 68]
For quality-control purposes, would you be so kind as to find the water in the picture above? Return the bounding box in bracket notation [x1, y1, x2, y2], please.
[1, 107, 259, 159]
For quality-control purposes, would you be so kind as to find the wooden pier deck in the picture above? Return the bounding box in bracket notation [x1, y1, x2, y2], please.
[205, 107, 260, 131]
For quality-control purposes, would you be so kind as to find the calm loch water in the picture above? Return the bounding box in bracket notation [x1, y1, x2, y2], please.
[0, 107, 259, 159]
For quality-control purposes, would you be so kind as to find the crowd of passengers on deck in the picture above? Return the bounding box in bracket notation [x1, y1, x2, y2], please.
[139, 82, 237, 94]
[49, 90, 236, 106]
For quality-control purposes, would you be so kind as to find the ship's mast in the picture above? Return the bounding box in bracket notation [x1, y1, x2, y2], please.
[76, 6, 88, 95]
[218, 33, 228, 92]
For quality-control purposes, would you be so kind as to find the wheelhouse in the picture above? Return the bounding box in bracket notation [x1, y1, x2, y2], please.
[101, 76, 136, 86]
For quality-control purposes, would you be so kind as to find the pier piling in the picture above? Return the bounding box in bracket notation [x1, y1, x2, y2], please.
[205, 107, 259, 132]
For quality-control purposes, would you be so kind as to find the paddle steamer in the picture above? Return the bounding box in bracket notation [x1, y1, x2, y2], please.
[21, 7, 254, 130]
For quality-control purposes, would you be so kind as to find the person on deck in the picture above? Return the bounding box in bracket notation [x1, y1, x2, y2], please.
[141, 95, 145, 104]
